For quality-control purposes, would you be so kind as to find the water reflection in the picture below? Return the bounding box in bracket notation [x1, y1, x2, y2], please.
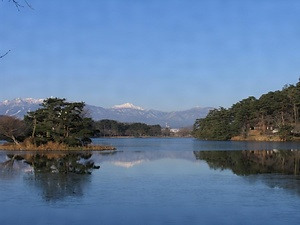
[93, 150, 195, 167]
[2, 150, 300, 176]
[25, 170, 92, 202]
[0, 155, 32, 180]
[194, 150, 300, 196]
[194, 150, 300, 175]
[2, 153, 100, 174]
[2, 149, 300, 201]
[0, 153, 100, 201]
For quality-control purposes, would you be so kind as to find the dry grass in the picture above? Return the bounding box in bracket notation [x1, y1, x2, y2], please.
[0, 141, 116, 151]
[231, 130, 282, 142]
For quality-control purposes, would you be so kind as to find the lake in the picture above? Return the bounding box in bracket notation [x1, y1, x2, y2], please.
[1, 138, 300, 225]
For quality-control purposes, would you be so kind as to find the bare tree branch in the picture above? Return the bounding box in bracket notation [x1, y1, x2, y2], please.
[3, 0, 33, 11]
[1, 1, 33, 60]
[0, 115, 25, 145]
[0, 50, 11, 59]
[9, 0, 24, 11]
[24, 0, 34, 10]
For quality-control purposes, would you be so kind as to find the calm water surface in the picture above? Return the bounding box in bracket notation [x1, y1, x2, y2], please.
[1, 138, 300, 225]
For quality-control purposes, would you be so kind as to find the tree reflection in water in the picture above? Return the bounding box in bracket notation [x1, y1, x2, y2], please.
[194, 150, 300, 175]
[194, 150, 300, 195]
[1, 153, 100, 201]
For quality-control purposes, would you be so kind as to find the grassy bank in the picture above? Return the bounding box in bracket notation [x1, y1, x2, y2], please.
[231, 130, 283, 142]
[0, 141, 116, 151]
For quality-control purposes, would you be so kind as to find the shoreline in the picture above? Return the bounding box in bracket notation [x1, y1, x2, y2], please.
[93, 136, 192, 139]
[0, 143, 116, 151]
[231, 136, 283, 142]
[94, 136, 299, 142]
[231, 132, 300, 142]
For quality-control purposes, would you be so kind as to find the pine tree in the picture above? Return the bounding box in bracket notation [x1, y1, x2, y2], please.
[25, 98, 93, 146]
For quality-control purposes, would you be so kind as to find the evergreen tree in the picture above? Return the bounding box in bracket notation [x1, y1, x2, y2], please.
[25, 98, 93, 146]
[231, 96, 258, 137]
[193, 107, 232, 140]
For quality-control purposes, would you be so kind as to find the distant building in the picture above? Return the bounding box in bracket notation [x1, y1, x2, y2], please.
[272, 129, 279, 134]
[170, 128, 180, 133]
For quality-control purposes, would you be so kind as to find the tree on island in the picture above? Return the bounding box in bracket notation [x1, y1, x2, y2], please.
[25, 98, 93, 147]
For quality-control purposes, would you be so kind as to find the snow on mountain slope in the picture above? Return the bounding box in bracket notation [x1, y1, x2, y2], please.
[112, 103, 144, 111]
[0, 98, 43, 118]
[0, 98, 44, 106]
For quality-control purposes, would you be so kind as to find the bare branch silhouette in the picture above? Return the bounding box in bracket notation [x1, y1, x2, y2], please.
[2, 0, 33, 11]
[24, 0, 33, 10]
[1, 1, 33, 59]
[10, 0, 24, 11]
[0, 50, 11, 59]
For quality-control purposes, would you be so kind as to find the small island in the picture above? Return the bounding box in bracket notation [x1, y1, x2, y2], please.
[0, 98, 115, 151]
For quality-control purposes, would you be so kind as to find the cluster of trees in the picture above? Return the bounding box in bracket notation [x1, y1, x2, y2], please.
[25, 98, 93, 146]
[93, 120, 162, 137]
[0, 98, 93, 147]
[193, 81, 300, 141]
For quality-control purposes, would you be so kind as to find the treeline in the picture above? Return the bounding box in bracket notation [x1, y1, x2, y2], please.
[93, 120, 162, 137]
[193, 81, 300, 141]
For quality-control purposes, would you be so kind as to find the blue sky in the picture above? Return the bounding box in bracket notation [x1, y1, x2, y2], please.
[1, 0, 300, 111]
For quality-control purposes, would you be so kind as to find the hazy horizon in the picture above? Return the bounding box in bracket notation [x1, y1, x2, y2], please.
[1, 0, 300, 111]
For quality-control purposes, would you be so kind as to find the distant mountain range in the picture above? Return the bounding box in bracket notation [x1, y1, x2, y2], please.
[0, 98, 213, 128]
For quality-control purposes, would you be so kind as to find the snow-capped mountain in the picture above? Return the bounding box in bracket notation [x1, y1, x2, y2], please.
[0, 98, 212, 128]
[0, 98, 43, 117]
[112, 103, 144, 111]
[1, 98, 44, 105]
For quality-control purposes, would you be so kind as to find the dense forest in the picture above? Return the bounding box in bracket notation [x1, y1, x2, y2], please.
[93, 120, 162, 137]
[193, 81, 300, 141]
